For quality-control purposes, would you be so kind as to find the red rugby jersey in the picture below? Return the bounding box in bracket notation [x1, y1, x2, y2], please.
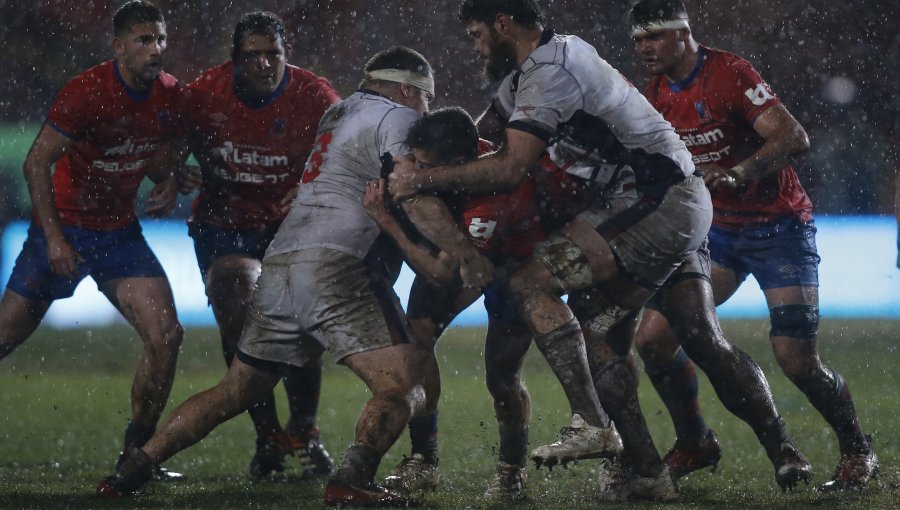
[456, 140, 546, 262]
[176, 63, 339, 231]
[644, 46, 812, 229]
[45, 60, 179, 229]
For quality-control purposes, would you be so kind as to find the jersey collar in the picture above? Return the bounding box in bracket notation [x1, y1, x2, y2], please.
[667, 46, 706, 93]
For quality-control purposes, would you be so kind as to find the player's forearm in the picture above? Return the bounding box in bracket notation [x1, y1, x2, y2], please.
[417, 150, 526, 196]
[379, 219, 456, 286]
[23, 162, 64, 240]
[402, 196, 482, 271]
[737, 134, 809, 182]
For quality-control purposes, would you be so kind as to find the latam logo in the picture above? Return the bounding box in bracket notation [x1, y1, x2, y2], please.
[213, 141, 289, 167]
[104, 138, 158, 157]
[681, 129, 724, 148]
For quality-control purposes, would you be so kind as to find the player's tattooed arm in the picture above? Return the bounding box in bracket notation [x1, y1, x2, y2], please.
[705, 104, 810, 190]
[363, 179, 457, 286]
[389, 128, 545, 200]
[23, 124, 84, 278]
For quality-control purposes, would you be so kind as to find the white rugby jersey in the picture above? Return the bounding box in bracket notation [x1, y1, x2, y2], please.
[494, 31, 694, 192]
[265, 90, 421, 260]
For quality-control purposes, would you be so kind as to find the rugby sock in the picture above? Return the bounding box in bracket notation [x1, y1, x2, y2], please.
[534, 317, 610, 427]
[498, 423, 528, 467]
[283, 363, 323, 439]
[644, 348, 709, 443]
[334, 444, 381, 484]
[408, 412, 439, 464]
[799, 367, 868, 454]
[123, 421, 155, 450]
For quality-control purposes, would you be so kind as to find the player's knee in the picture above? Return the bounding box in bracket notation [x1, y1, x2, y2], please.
[769, 304, 819, 339]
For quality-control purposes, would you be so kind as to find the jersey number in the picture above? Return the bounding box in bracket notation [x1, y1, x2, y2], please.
[468, 218, 498, 239]
[301, 131, 333, 184]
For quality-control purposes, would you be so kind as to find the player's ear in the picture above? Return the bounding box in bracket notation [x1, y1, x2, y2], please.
[284, 43, 293, 61]
[112, 36, 125, 58]
[493, 13, 512, 35]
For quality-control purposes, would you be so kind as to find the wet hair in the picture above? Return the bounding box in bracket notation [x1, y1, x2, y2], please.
[628, 0, 689, 31]
[232, 11, 287, 59]
[360, 46, 433, 88]
[113, 1, 165, 36]
[406, 107, 479, 164]
[458, 0, 544, 29]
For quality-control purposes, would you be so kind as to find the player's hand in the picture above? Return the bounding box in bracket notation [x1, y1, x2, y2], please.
[278, 186, 299, 216]
[144, 175, 178, 217]
[701, 163, 743, 190]
[388, 156, 420, 201]
[363, 179, 396, 230]
[176, 164, 202, 195]
[47, 236, 84, 279]
[458, 250, 494, 289]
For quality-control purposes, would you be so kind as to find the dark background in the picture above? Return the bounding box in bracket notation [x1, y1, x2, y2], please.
[0, 0, 896, 218]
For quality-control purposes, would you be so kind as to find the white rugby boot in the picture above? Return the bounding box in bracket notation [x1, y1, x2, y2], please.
[382, 453, 440, 496]
[530, 414, 624, 469]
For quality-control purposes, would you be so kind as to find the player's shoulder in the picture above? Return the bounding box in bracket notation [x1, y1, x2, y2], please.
[189, 62, 233, 90]
[703, 46, 760, 77]
[63, 60, 113, 90]
[285, 65, 339, 98]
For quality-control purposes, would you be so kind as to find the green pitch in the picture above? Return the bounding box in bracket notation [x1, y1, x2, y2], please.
[0, 320, 897, 509]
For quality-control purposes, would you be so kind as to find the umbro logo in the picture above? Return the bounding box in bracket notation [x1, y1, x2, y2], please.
[779, 264, 801, 275]
[210, 112, 228, 123]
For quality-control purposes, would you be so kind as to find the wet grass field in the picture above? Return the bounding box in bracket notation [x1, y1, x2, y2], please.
[1, 320, 898, 509]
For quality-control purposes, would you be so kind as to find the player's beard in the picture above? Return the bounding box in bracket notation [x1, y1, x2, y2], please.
[484, 36, 518, 81]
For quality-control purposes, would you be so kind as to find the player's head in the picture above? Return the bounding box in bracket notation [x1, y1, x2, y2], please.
[628, 0, 692, 76]
[112, 1, 167, 90]
[406, 107, 479, 168]
[362, 46, 435, 114]
[232, 11, 292, 98]
[457, 0, 543, 81]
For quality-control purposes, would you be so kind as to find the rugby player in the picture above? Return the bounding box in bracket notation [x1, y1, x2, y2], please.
[628, 0, 878, 492]
[158, 11, 340, 479]
[96, 46, 487, 507]
[0, 0, 184, 479]
[389, 1, 709, 491]
[367, 107, 572, 500]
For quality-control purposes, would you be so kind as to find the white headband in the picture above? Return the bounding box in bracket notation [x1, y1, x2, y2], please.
[365, 69, 435, 96]
[631, 18, 690, 37]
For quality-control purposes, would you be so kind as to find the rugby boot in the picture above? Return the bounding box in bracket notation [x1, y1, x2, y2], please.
[663, 429, 723, 480]
[530, 414, 623, 469]
[382, 453, 440, 496]
[97, 449, 154, 499]
[116, 446, 184, 482]
[249, 431, 295, 479]
[597, 458, 679, 502]
[296, 426, 335, 479]
[483, 461, 527, 502]
[773, 442, 813, 491]
[818, 441, 879, 492]
[324, 478, 420, 507]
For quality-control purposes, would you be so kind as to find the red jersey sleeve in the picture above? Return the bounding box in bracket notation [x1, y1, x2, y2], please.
[728, 57, 782, 125]
[46, 74, 97, 140]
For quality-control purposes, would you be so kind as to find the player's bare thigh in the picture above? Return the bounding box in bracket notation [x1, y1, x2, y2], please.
[100, 276, 182, 343]
[0, 290, 51, 351]
[342, 343, 426, 403]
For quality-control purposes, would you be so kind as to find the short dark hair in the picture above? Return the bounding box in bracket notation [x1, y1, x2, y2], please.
[361, 46, 433, 87]
[628, 0, 689, 30]
[406, 107, 479, 164]
[113, 1, 165, 36]
[232, 11, 287, 59]
[458, 0, 544, 29]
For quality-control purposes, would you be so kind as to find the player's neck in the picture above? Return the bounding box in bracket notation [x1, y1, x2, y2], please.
[115, 59, 153, 93]
[667, 39, 701, 82]
[514, 27, 545, 68]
